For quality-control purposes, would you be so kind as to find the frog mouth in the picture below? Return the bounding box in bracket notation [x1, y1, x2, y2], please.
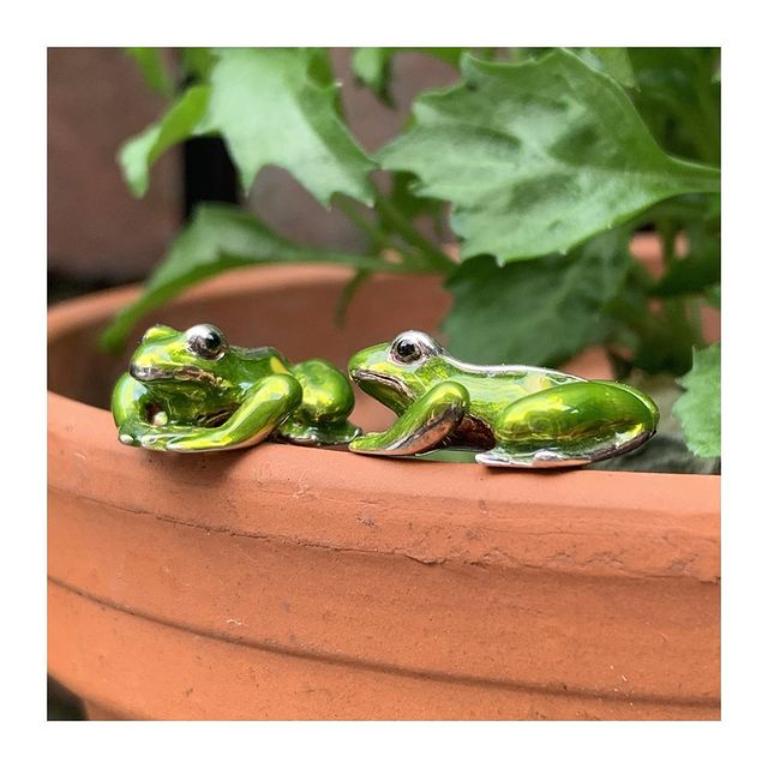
[350, 369, 411, 398]
[130, 363, 220, 387]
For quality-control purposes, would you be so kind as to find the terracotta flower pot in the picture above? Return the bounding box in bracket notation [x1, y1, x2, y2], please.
[48, 259, 720, 720]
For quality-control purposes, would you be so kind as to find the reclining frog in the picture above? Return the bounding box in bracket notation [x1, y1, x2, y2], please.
[112, 323, 359, 452]
[348, 330, 658, 468]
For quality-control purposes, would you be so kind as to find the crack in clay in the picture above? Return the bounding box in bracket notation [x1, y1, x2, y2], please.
[48, 576, 719, 710]
[51, 486, 719, 582]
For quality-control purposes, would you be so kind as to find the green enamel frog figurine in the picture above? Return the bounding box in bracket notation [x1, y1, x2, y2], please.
[348, 330, 659, 468]
[111, 323, 360, 452]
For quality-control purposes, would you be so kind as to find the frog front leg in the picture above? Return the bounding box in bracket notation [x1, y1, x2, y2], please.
[476, 381, 659, 468]
[349, 382, 469, 456]
[137, 374, 302, 453]
[111, 372, 161, 446]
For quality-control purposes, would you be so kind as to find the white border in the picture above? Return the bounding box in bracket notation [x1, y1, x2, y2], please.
[3, 0, 764, 764]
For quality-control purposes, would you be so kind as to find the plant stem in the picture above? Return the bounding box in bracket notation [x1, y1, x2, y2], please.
[334, 195, 433, 273]
[334, 195, 390, 252]
[334, 269, 371, 326]
[658, 220, 677, 266]
[374, 194, 456, 274]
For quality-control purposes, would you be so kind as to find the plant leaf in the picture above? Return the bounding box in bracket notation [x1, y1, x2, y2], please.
[126, 47, 174, 97]
[101, 204, 407, 351]
[379, 49, 720, 264]
[652, 228, 720, 297]
[443, 229, 630, 366]
[388, 171, 443, 219]
[351, 48, 396, 104]
[118, 48, 374, 206]
[180, 47, 215, 81]
[605, 260, 703, 377]
[673, 343, 721, 457]
[208, 48, 374, 206]
[119, 85, 211, 197]
[628, 48, 720, 164]
[631, 303, 701, 376]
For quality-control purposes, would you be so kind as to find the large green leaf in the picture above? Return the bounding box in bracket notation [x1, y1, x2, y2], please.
[526, 47, 636, 87]
[209, 48, 374, 205]
[673, 343, 721, 457]
[379, 49, 720, 264]
[119, 85, 211, 196]
[118, 48, 374, 207]
[442, 229, 630, 366]
[101, 204, 410, 351]
[577, 48, 637, 88]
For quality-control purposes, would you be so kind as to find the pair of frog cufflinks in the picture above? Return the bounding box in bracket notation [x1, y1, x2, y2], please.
[112, 323, 659, 469]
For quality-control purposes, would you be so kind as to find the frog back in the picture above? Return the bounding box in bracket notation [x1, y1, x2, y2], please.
[232, 345, 291, 379]
[447, 362, 584, 426]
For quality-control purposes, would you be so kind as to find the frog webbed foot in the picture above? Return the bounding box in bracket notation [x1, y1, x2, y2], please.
[475, 446, 594, 469]
[115, 418, 204, 452]
[276, 418, 361, 446]
[349, 382, 469, 456]
[117, 423, 142, 447]
[116, 416, 170, 448]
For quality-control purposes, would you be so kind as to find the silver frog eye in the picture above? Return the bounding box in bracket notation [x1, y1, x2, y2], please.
[185, 323, 227, 360]
[390, 330, 442, 364]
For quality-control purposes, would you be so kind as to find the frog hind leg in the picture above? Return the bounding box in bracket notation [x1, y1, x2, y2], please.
[277, 359, 361, 446]
[349, 382, 469, 456]
[476, 381, 658, 469]
[138, 374, 302, 453]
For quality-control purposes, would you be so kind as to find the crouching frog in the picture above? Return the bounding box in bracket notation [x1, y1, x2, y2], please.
[348, 330, 659, 468]
[111, 323, 359, 452]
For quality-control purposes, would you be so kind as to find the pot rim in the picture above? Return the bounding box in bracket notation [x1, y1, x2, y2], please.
[47, 262, 718, 485]
[48, 265, 719, 582]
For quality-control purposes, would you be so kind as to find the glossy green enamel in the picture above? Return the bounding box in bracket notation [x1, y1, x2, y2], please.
[111, 323, 359, 452]
[348, 331, 659, 468]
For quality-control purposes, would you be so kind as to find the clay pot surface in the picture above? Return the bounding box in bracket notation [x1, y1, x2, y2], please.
[48, 260, 720, 720]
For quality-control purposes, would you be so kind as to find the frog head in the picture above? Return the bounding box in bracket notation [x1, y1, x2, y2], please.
[129, 323, 239, 398]
[348, 330, 447, 414]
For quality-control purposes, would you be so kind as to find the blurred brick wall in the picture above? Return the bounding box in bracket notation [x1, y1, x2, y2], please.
[48, 48, 457, 284]
[48, 48, 181, 283]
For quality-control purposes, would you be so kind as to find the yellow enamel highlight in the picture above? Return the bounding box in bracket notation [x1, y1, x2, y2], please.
[270, 357, 289, 374]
